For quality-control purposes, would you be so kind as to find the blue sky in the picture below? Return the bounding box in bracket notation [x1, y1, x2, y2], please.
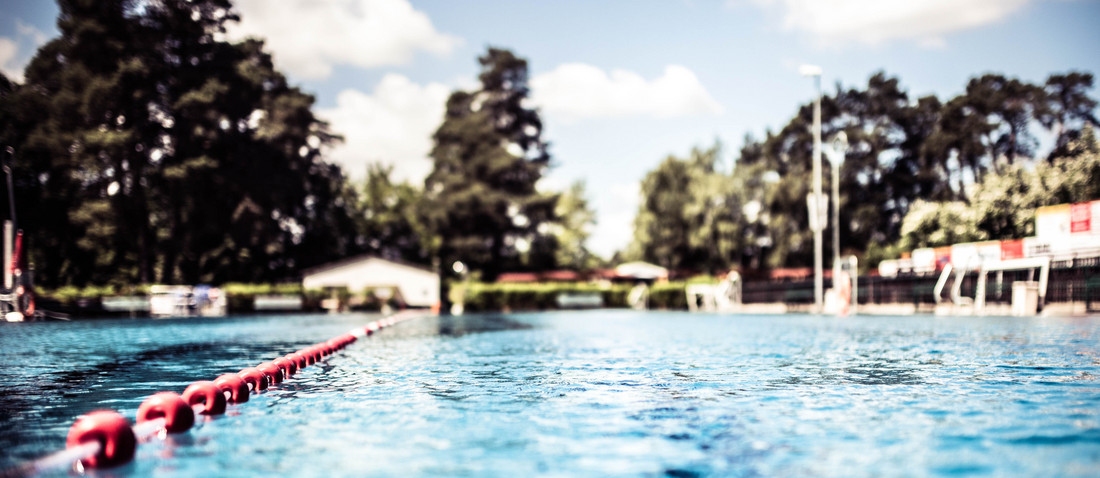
[2, 0, 1099, 258]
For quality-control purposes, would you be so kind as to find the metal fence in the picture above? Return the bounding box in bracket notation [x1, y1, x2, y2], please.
[741, 257, 1100, 311]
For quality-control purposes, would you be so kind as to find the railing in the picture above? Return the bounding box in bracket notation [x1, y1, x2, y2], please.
[741, 257, 1100, 307]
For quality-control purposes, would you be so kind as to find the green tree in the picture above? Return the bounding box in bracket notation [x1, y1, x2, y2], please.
[730, 70, 1097, 271]
[1040, 72, 1099, 160]
[632, 154, 694, 270]
[683, 143, 741, 274]
[895, 200, 986, 250]
[5, 0, 149, 286]
[733, 93, 826, 270]
[896, 124, 1100, 250]
[359, 164, 432, 264]
[832, 72, 919, 251]
[630, 142, 740, 274]
[544, 180, 597, 271]
[730, 161, 777, 272]
[426, 47, 557, 299]
[3, 0, 359, 286]
[967, 74, 1044, 166]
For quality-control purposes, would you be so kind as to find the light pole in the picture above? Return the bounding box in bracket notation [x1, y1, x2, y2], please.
[451, 260, 467, 315]
[3, 147, 15, 228]
[800, 64, 823, 313]
[829, 132, 848, 292]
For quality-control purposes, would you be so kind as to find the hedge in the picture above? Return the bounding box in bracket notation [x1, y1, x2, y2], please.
[457, 282, 634, 312]
[649, 282, 689, 309]
[449, 281, 728, 312]
[40, 284, 152, 305]
[37, 283, 315, 313]
[36, 280, 702, 314]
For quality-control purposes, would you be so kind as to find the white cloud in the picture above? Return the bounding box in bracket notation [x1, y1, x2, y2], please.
[317, 74, 451, 183]
[589, 208, 635, 259]
[745, 0, 1032, 47]
[0, 38, 19, 81]
[609, 182, 640, 204]
[1, 21, 50, 83]
[229, 0, 461, 80]
[15, 20, 49, 46]
[530, 63, 724, 122]
[536, 173, 569, 194]
[586, 183, 641, 258]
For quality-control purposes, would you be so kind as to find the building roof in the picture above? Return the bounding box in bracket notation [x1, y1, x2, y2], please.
[300, 254, 436, 278]
[614, 261, 669, 279]
[497, 272, 540, 283]
[540, 270, 583, 281]
[496, 270, 584, 283]
[769, 267, 836, 281]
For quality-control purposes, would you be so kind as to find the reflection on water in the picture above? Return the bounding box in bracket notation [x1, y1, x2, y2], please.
[434, 313, 534, 337]
[844, 358, 924, 385]
[1, 311, 1099, 477]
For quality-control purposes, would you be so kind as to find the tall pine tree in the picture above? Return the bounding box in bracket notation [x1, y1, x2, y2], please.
[3, 0, 359, 286]
[426, 47, 557, 302]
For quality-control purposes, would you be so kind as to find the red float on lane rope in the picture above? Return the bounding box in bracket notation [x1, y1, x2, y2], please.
[137, 392, 195, 434]
[287, 352, 307, 370]
[33, 312, 431, 471]
[213, 373, 250, 403]
[257, 362, 284, 384]
[238, 367, 269, 392]
[273, 357, 295, 377]
[182, 381, 227, 415]
[66, 410, 137, 469]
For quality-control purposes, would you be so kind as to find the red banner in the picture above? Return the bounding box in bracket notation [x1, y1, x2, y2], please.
[1000, 239, 1024, 260]
[1071, 202, 1091, 233]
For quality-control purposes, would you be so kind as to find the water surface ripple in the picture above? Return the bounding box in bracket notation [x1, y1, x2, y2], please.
[1, 311, 1098, 476]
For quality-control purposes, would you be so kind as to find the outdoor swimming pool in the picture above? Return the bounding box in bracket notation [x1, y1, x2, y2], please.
[1, 311, 1098, 476]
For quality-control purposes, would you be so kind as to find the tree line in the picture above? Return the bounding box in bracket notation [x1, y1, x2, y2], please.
[626, 71, 1099, 276]
[4, 1, 1095, 289]
[0, 0, 366, 287]
[0, 1, 591, 289]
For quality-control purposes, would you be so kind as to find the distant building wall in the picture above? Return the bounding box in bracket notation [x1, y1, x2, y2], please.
[302, 256, 439, 308]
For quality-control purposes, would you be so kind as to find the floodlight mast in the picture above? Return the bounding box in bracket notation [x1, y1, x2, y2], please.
[3, 146, 14, 228]
[830, 132, 848, 302]
[800, 65, 823, 314]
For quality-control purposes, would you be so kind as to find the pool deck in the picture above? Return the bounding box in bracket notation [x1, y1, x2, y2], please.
[735, 302, 1098, 317]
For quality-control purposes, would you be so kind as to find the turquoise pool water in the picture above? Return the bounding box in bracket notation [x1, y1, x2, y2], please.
[1, 311, 1099, 476]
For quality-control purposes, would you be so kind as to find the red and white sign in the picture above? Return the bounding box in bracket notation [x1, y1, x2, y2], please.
[950, 243, 978, 269]
[1000, 239, 1024, 260]
[1094, 201, 1100, 235]
[1036, 204, 1071, 238]
[1023, 237, 1051, 258]
[935, 247, 951, 269]
[911, 248, 936, 273]
[1037, 200, 1100, 238]
[977, 241, 1001, 264]
[1071, 202, 1091, 234]
[882, 201, 1100, 274]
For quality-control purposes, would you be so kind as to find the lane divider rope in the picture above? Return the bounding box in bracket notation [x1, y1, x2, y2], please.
[5, 310, 428, 475]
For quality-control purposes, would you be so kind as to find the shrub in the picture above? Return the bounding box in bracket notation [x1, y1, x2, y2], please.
[39, 285, 118, 305]
[649, 282, 688, 310]
[302, 289, 328, 311]
[221, 283, 305, 313]
[225, 294, 254, 313]
[221, 283, 303, 296]
[459, 282, 633, 312]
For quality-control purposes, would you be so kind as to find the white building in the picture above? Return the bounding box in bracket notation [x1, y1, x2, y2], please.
[301, 256, 439, 308]
[614, 261, 669, 281]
